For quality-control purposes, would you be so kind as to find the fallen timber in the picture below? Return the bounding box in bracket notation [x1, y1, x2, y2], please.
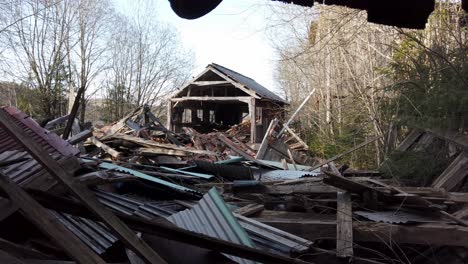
[1, 106, 468, 264]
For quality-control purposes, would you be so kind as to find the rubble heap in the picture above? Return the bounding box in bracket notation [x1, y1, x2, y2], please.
[0, 105, 467, 264]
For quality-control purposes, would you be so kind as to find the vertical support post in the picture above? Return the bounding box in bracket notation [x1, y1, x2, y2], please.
[203, 108, 210, 124]
[249, 97, 256, 144]
[167, 101, 173, 131]
[191, 108, 197, 125]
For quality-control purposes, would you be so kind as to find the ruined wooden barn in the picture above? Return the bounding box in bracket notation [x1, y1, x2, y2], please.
[167, 63, 287, 143]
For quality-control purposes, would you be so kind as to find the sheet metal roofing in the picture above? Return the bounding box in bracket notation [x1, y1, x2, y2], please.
[167, 187, 255, 264]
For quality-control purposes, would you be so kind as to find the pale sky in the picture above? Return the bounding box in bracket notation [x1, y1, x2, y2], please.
[114, 0, 309, 95]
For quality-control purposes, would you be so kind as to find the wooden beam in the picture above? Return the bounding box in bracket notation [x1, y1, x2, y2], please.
[0, 111, 167, 264]
[90, 137, 121, 159]
[395, 129, 423, 151]
[432, 151, 468, 191]
[233, 181, 338, 195]
[170, 96, 251, 103]
[336, 192, 353, 258]
[323, 171, 379, 195]
[217, 134, 276, 169]
[44, 115, 69, 130]
[250, 97, 256, 144]
[284, 126, 308, 150]
[256, 118, 278, 159]
[166, 101, 173, 131]
[67, 129, 92, 145]
[208, 66, 261, 99]
[0, 172, 105, 264]
[192, 81, 230, 86]
[234, 204, 265, 216]
[256, 217, 468, 247]
[278, 88, 316, 137]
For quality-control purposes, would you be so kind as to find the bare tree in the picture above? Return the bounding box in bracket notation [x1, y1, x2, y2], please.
[103, 2, 194, 120]
[67, 0, 113, 123]
[1, 0, 76, 119]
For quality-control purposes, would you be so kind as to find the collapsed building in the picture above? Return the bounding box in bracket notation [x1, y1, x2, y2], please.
[168, 63, 286, 143]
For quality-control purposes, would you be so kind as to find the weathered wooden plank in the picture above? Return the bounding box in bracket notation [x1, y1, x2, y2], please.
[432, 151, 468, 191]
[0, 111, 167, 264]
[278, 88, 316, 137]
[287, 149, 298, 170]
[138, 147, 187, 157]
[284, 126, 309, 150]
[0, 172, 105, 264]
[67, 129, 92, 145]
[323, 171, 378, 195]
[336, 192, 353, 257]
[110, 134, 216, 156]
[44, 115, 69, 130]
[233, 204, 264, 217]
[0, 238, 52, 260]
[257, 217, 468, 247]
[395, 129, 423, 151]
[217, 134, 276, 169]
[170, 96, 251, 103]
[192, 81, 230, 86]
[250, 97, 256, 143]
[256, 118, 278, 159]
[90, 137, 121, 159]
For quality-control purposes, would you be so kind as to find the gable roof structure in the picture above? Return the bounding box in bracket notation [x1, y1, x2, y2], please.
[209, 63, 287, 104]
[172, 63, 287, 104]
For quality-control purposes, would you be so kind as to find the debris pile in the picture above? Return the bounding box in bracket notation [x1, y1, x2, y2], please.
[0, 105, 468, 264]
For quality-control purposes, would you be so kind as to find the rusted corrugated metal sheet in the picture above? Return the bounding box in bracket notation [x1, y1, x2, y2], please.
[167, 188, 255, 264]
[0, 107, 79, 191]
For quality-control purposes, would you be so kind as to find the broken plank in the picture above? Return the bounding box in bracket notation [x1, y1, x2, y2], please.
[44, 115, 70, 130]
[431, 151, 468, 191]
[138, 147, 187, 157]
[0, 172, 105, 264]
[323, 171, 381, 195]
[256, 118, 279, 159]
[278, 88, 316, 137]
[110, 134, 216, 156]
[0, 111, 167, 264]
[90, 137, 121, 159]
[68, 129, 92, 145]
[257, 217, 468, 247]
[218, 134, 276, 169]
[284, 126, 308, 150]
[395, 129, 423, 151]
[336, 192, 353, 258]
[234, 204, 264, 217]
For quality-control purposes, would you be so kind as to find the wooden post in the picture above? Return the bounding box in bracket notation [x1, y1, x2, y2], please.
[166, 101, 173, 131]
[250, 98, 256, 144]
[336, 192, 353, 258]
